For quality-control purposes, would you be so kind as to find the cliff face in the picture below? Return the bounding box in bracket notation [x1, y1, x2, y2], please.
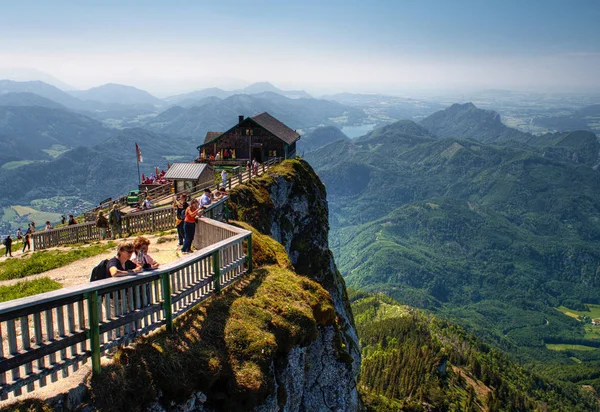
[30, 159, 361, 412]
[229, 159, 361, 411]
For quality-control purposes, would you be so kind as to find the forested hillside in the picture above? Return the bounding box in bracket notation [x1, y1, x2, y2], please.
[420, 103, 600, 167]
[352, 292, 599, 411]
[305, 109, 600, 390]
[0, 128, 189, 206]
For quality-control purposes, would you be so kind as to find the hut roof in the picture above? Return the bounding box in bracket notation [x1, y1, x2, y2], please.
[251, 112, 300, 144]
[204, 132, 223, 144]
[163, 163, 210, 180]
[200, 112, 300, 147]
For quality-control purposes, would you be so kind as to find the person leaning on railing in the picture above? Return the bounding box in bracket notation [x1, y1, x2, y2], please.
[132, 236, 160, 270]
[181, 199, 204, 254]
[108, 241, 143, 277]
[173, 193, 189, 247]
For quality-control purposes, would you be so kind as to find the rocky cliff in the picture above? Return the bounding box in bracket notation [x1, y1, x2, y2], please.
[229, 159, 361, 411]
[75, 159, 361, 412]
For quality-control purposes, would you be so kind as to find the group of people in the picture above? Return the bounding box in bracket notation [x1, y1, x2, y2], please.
[247, 159, 260, 176]
[3, 221, 38, 257]
[173, 186, 228, 254]
[96, 204, 122, 240]
[59, 215, 78, 226]
[199, 148, 236, 162]
[107, 236, 160, 277]
[141, 169, 170, 186]
[131, 195, 153, 212]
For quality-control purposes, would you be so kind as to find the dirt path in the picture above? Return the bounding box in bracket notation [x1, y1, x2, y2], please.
[0, 233, 181, 289]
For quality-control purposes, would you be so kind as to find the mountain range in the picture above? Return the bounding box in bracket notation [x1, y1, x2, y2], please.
[0, 127, 190, 207]
[145, 92, 366, 137]
[70, 83, 165, 106]
[420, 102, 600, 168]
[165, 81, 311, 106]
[304, 102, 600, 389]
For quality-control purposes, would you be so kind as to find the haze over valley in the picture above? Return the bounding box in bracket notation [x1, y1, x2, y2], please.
[2, 1, 600, 410]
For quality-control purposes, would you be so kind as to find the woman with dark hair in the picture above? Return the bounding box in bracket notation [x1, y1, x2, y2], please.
[173, 193, 189, 246]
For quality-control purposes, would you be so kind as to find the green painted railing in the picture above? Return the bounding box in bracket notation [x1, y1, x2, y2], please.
[0, 218, 252, 400]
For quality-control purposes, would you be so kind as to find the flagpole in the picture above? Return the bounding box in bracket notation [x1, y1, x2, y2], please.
[136, 143, 141, 184]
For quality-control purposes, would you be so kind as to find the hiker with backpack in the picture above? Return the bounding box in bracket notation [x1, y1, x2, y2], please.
[96, 210, 109, 240]
[107, 241, 142, 277]
[109, 204, 122, 239]
[3, 234, 12, 257]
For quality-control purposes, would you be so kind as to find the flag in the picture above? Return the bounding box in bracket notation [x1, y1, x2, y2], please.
[135, 143, 143, 163]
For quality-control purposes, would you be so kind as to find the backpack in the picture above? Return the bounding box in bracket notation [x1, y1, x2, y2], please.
[109, 210, 119, 225]
[90, 259, 110, 282]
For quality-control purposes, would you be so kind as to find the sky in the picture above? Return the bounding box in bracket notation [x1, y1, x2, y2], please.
[1, 0, 599, 95]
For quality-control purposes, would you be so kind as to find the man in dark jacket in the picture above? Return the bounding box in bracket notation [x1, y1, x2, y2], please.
[3, 235, 12, 257]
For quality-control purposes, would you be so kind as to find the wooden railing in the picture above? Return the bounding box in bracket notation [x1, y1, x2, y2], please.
[89, 181, 174, 217]
[0, 218, 252, 400]
[83, 157, 282, 220]
[146, 157, 283, 209]
[32, 197, 229, 251]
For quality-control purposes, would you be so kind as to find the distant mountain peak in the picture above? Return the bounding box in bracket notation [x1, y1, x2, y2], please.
[450, 102, 476, 110]
[70, 83, 163, 106]
[420, 102, 519, 142]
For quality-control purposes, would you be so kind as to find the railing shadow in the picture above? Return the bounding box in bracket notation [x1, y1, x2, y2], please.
[90, 270, 267, 411]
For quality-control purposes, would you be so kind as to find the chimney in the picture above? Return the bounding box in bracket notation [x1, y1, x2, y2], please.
[238, 115, 244, 123]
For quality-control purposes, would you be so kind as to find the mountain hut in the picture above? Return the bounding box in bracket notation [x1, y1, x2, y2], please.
[163, 163, 215, 194]
[196, 112, 300, 165]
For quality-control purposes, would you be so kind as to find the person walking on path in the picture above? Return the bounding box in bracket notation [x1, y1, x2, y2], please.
[22, 232, 31, 253]
[181, 199, 203, 254]
[3, 235, 12, 257]
[109, 205, 122, 239]
[96, 211, 109, 240]
[221, 169, 228, 189]
[16, 228, 23, 241]
[173, 193, 189, 246]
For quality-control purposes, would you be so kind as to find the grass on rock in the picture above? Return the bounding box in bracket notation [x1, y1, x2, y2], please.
[89, 224, 336, 411]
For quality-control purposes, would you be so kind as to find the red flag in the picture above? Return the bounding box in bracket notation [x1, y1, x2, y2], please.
[135, 143, 143, 163]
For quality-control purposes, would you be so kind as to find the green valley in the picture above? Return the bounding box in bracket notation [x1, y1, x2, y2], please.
[352, 292, 599, 411]
[305, 103, 600, 394]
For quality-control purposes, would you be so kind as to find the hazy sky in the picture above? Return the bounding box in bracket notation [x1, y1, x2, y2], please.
[1, 0, 599, 95]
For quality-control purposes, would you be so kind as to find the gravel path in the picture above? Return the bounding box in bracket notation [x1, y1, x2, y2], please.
[0, 234, 182, 289]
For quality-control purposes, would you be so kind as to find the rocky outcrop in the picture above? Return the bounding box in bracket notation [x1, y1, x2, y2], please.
[229, 159, 361, 411]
